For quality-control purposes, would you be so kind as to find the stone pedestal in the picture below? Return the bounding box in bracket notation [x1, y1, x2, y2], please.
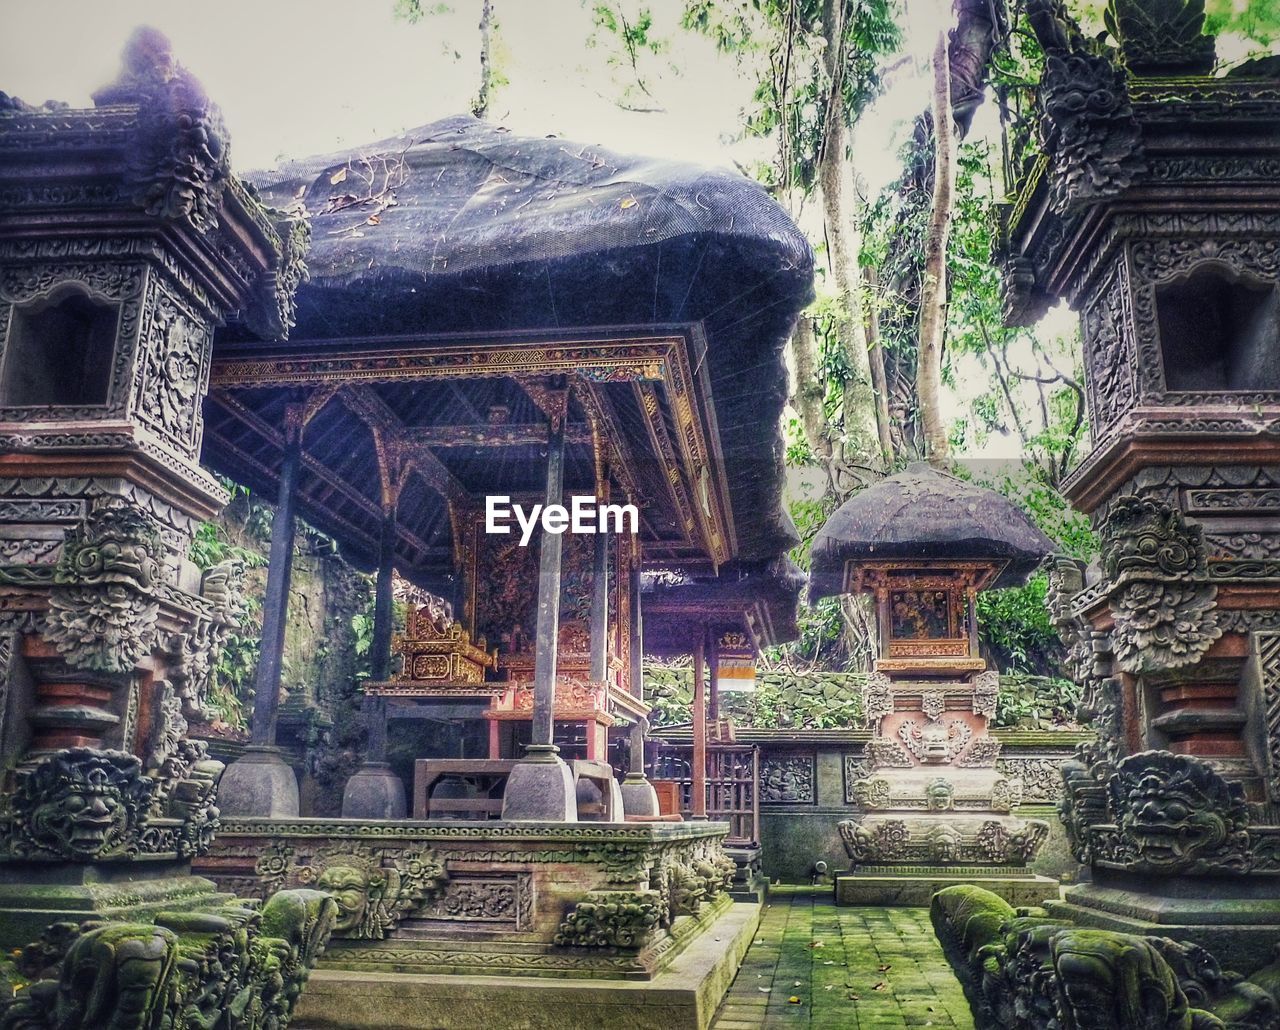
[837, 673, 1055, 906]
[0, 859, 228, 950]
[621, 772, 661, 817]
[500, 747, 577, 821]
[341, 761, 408, 819]
[217, 745, 301, 817]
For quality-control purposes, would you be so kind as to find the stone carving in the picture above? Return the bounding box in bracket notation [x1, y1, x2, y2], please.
[1260, 632, 1280, 801]
[0, 889, 337, 1030]
[957, 737, 1002, 768]
[418, 877, 525, 926]
[1104, 0, 1215, 76]
[839, 815, 1049, 866]
[925, 778, 955, 812]
[865, 738, 913, 768]
[1098, 496, 1221, 673]
[921, 690, 946, 722]
[971, 672, 999, 719]
[989, 778, 1024, 814]
[850, 777, 891, 810]
[553, 890, 663, 950]
[1109, 579, 1220, 673]
[245, 211, 311, 341]
[1, 748, 154, 861]
[1101, 495, 1206, 581]
[1107, 751, 1251, 874]
[93, 27, 232, 231]
[1027, 0, 1146, 214]
[1058, 759, 1109, 865]
[137, 289, 206, 452]
[44, 504, 165, 673]
[863, 671, 894, 726]
[995, 758, 1065, 804]
[255, 842, 447, 940]
[932, 885, 1280, 1030]
[899, 718, 972, 763]
[759, 753, 815, 804]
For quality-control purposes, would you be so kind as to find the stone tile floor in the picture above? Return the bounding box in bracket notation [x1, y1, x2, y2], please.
[711, 887, 975, 1029]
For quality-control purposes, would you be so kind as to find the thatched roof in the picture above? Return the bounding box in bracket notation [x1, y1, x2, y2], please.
[809, 463, 1056, 598]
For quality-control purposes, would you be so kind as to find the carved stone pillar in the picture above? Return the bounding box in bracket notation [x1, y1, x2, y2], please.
[1000, 0, 1280, 973]
[0, 27, 304, 945]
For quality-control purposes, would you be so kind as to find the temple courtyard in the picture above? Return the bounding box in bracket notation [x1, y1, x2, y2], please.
[710, 891, 974, 1030]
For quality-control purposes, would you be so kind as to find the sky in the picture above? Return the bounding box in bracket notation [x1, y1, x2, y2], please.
[0, 0, 1052, 463]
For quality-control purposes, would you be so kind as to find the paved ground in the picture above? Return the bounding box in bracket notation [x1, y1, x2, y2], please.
[711, 887, 975, 1029]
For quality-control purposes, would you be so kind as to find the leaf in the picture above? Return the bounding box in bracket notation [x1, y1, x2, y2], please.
[620, 196, 638, 209]
[366, 214, 381, 225]
[330, 167, 348, 185]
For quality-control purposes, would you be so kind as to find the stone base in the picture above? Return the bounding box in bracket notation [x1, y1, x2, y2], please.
[0, 858, 229, 949]
[1047, 880, 1280, 977]
[835, 867, 1060, 907]
[292, 897, 760, 1030]
[725, 845, 767, 903]
[501, 749, 577, 821]
[341, 761, 408, 818]
[217, 744, 300, 817]
[620, 775, 660, 818]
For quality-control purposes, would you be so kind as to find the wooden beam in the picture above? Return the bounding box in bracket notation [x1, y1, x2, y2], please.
[400, 422, 592, 448]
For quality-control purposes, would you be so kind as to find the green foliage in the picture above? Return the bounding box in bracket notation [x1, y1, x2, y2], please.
[188, 515, 267, 729]
[587, 2, 676, 110]
[393, 0, 453, 20]
[993, 671, 1082, 729]
[1204, 0, 1280, 48]
[682, 0, 901, 190]
[977, 573, 1057, 675]
[645, 666, 866, 729]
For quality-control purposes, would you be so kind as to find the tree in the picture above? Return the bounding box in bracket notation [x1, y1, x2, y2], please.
[683, 0, 901, 495]
[917, 28, 956, 467]
[394, 0, 500, 119]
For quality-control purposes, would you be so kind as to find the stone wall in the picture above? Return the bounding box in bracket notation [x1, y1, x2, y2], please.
[644, 666, 1079, 732]
[651, 726, 1087, 884]
[199, 495, 375, 816]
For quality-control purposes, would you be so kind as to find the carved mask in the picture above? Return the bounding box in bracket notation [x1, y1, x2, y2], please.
[316, 865, 376, 934]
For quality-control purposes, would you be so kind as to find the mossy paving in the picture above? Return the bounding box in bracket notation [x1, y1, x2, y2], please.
[712, 887, 974, 1029]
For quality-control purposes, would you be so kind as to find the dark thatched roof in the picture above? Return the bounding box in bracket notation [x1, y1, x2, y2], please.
[808, 463, 1056, 599]
[221, 116, 814, 566]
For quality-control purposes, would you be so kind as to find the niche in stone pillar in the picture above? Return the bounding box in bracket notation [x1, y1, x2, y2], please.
[1157, 265, 1280, 391]
[1, 286, 120, 407]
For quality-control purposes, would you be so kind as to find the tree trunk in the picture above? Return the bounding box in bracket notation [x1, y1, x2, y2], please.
[918, 29, 956, 468]
[790, 316, 834, 472]
[472, 0, 493, 119]
[818, 0, 879, 483]
[863, 265, 895, 467]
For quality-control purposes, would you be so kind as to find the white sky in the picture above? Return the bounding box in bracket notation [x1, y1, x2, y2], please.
[0, 0, 954, 181]
[0, 0, 1053, 466]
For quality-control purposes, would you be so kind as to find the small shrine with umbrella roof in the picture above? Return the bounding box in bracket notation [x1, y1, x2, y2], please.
[809, 462, 1060, 905]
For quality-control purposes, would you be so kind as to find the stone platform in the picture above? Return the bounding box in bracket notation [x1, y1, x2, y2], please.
[196, 817, 743, 976]
[1046, 875, 1280, 978]
[0, 858, 231, 949]
[835, 865, 1059, 907]
[293, 899, 759, 1030]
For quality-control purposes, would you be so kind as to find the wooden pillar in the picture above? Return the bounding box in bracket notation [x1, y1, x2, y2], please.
[590, 524, 609, 683]
[691, 631, 708, 820]
[250, 412, 302, 747]
[708, 628, 720, 722]
[367, 506, 397, 763]
[531, 384, 567, 751]
[629, 557, 643, 700]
